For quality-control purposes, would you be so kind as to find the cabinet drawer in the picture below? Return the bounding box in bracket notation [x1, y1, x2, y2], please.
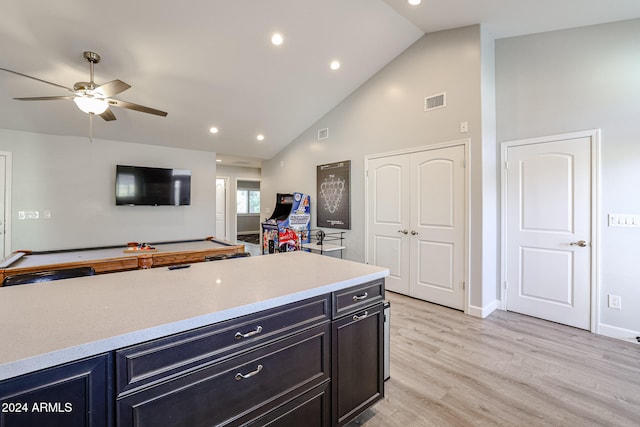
[116, 294, 330, 395]
[244, 382, 331, 427]
[117, 324, 331, 427]
[332, 279, 384, 318]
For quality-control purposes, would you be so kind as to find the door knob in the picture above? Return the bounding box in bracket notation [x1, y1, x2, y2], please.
[398, 229, 408, 235]
[410, 230, 419, 236]
[570, 240, 587, 247]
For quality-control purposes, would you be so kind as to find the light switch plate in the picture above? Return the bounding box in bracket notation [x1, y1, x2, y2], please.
[608, 214, 640, 227]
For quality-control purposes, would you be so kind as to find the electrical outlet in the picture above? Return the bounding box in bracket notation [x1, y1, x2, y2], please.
[608, 294, 622, 310]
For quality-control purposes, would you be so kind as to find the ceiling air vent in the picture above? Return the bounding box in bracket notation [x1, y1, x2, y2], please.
[318, 128, 329, 140]
[424, 92, 446, 112]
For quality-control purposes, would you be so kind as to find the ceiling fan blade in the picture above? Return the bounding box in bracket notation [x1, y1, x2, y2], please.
[13, 95, 76, 101]
[99, 108, 117, 121]
[108, 99, 168, 117]
[95, 79, 131, 98]
[0, 67, 74, 92]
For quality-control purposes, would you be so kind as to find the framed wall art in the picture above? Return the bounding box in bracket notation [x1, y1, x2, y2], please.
[317, 160, 350, 229]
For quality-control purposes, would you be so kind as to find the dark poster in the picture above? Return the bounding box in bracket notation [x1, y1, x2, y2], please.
[317, 160, 350, 229]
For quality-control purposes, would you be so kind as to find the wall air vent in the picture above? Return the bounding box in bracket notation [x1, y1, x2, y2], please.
[424, 92, 446, 112]
[318, 128, 329, 140]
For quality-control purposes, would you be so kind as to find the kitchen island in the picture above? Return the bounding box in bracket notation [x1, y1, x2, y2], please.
[0, 251, 388, 427]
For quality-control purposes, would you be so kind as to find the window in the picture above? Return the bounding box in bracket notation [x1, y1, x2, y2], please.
[237, 190, 260, 214]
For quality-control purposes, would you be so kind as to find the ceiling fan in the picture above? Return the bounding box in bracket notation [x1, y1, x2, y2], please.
[0, 51, 168, 121]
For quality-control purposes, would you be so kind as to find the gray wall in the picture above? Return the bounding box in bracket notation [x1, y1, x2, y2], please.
[496, 19, 640, 338]
[0, 128, 217, 251]
[262, 25, 495, 313]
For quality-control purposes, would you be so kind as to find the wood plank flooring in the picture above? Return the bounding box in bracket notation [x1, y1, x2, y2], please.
[352, 292, 640, 427]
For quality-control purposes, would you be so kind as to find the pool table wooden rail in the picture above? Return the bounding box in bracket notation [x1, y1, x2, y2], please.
[0, 238, 245, 286]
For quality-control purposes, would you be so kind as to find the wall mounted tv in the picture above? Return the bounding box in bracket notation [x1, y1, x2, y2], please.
[115, 165, 191, 206]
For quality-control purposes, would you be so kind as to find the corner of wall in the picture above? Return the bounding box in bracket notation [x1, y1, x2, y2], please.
[467, 299, 498, 318]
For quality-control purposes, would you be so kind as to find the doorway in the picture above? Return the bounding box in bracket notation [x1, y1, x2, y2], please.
[235, 179, 261, 249]
[501, 130, 599, 331]
[366, 142, 468, 311]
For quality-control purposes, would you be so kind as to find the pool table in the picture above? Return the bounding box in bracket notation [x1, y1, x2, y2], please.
[0, 237, 245, 286]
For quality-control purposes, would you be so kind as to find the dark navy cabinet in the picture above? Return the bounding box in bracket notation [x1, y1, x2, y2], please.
[115, 294, 332, 427]
[0, 354, 113, 427]
[1, 279, 384, 427]
[331, 281, 385, 426]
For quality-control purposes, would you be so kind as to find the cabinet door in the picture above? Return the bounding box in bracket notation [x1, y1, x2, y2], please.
[332, 302, 384, 426]
[0, 354, 113, 427]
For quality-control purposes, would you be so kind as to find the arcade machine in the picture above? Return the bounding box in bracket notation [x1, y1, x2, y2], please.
[262, 193, 310, 254]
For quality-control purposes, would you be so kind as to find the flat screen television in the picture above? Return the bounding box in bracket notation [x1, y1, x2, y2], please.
[115, 165, 191, 206]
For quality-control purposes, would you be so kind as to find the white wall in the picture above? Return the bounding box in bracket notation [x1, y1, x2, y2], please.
[262, 25, 495, 311]
[0, 128, 217, 251]
[496, 19, 640, 339]
[480, 26, 499, 314]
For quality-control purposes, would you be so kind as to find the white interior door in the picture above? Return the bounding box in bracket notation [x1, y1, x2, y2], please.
[215, 178, 227, 240]
[505, 135, 592, 330]
[367, 154, 411, 294]
[367, 143, 466, 310]
[409, 145, 466, 310]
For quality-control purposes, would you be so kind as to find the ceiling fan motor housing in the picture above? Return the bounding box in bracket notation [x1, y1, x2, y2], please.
[83, 51, 100, 64]
[73, 82, 97, 92]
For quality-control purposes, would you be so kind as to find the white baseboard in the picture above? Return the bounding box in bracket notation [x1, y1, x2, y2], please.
[467, 299, 498, 318]
[598, 323, 640, 344]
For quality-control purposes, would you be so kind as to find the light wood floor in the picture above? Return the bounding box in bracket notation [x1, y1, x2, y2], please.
[352, 292, 640, 427]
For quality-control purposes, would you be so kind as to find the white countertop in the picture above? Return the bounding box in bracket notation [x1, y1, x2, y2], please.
[0, 251, 388, 380]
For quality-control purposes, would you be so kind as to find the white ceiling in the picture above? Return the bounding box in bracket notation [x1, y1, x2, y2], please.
[2, 1, 640, 168]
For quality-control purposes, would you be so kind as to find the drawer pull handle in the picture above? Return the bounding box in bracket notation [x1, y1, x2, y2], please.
[234, 325, 263, 340]
[353, 311, 368, 321]
[235, 364, 263, 381]
[352, 292, 368, 301]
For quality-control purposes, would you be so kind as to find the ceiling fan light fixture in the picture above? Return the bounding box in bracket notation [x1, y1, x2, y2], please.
[73, 96, 109, 114]
[271, 33, 284, 46]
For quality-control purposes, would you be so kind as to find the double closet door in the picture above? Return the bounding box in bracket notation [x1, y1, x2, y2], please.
[366, 144, 466, 310]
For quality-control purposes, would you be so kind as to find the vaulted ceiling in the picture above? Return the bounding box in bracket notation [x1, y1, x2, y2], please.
[2, 0, 639, 168]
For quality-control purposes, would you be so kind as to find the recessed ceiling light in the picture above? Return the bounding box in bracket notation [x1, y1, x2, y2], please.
[330, 60, 341, 71]
[271, 33, 284, 46]
[209, 127, 219, 134]
[408, 0, 421, 5]
[216, 159, 222, 163]
[257, 134, 265, 141]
